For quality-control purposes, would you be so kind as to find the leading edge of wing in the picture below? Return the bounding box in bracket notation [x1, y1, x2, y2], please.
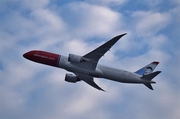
[82, 33, 127, 70]
[83, 33, 127, 61]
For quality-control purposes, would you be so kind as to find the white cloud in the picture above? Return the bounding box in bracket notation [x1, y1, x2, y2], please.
[63, 2, 124, 38]
[0, 0, 179, 119]
[62, 39, 90, 55]
[139, 0, 162, 8]
[132, 11, 171, 36]
[85, 0, 127, 6]
[22, 0, 50, 10]
[30, 8, 65, 31]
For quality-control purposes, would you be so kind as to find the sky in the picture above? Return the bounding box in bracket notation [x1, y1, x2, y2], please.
[0, 0, 180, 119]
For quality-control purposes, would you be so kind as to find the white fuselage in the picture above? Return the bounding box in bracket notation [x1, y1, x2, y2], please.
[58, 55, 149, 84]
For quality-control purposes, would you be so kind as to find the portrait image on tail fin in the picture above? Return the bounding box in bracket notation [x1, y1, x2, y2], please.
[143, 66, 153, 75]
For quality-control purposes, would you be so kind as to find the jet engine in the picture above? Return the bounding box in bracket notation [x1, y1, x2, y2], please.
[65, 73, 80, 83]
[68, 54, 85, 63]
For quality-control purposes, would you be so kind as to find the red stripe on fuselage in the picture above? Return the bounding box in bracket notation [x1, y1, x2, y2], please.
[24, 50, 60, 67]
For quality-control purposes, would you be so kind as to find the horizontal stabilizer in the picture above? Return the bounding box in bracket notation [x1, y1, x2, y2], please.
[144, 83, 154, 90]
[141, 71, 161, 81]
[141, 71, 161, 90]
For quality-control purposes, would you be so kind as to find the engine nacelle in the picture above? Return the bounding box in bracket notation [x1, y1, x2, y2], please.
[68, 54, 83, 63]
[65, 73, 80, 83]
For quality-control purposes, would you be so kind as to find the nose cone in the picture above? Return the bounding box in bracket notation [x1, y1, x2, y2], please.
[23, 53, 28, 59]
[23, 51, 35, 60]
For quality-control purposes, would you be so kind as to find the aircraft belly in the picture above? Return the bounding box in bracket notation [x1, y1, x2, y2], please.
[100, 67, 125, 82]
[99, 65, 143, 83]
[102, 72, 143, 83]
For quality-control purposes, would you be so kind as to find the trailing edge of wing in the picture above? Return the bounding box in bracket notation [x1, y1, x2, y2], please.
[82, 33, 127, 70]
[83, 78, 105, 91]
[77, 73, 105, 91]
[83, 33, 127, 62]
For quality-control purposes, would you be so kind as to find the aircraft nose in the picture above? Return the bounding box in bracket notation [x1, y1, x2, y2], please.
[23, 51, 34, 60]
[23, 53, 27, 58]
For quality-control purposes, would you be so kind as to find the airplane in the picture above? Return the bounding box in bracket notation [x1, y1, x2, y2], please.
[23, 33, 161, 91]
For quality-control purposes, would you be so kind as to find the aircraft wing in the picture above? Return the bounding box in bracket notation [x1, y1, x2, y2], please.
[79, 33, 127, 70]
[77, 73, 105, 91]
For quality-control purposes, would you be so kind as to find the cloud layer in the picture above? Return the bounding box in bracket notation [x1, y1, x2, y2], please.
[0, 0, 179, 119]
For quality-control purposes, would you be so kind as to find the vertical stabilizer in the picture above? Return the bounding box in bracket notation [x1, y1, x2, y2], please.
[135, 61, 159, 76]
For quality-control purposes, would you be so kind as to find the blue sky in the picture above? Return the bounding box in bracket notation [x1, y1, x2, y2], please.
[0, 0, 180, 119]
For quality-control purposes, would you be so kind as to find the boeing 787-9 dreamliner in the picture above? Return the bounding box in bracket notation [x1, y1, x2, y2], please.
[23, 33, 161, 91]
